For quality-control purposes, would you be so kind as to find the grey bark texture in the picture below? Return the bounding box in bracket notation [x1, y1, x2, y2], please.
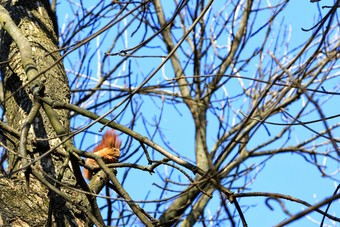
[0, 1, 88, 226]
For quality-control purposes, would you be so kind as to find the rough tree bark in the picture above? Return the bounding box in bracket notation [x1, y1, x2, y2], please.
[0, 1, 90, 226]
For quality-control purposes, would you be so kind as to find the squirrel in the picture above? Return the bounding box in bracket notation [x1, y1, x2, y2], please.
[83, 130, 122, 180]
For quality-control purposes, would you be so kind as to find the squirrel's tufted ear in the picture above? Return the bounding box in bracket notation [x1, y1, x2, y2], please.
[93, 130, 122, 153]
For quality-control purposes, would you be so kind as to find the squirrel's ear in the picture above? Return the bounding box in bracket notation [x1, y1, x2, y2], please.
[103, 130, 122, 148]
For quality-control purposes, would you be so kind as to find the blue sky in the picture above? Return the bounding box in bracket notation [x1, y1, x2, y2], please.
[54, 0, 340, 226]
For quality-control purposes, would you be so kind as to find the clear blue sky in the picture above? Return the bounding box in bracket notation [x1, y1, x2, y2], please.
[55, 0, 340, 226]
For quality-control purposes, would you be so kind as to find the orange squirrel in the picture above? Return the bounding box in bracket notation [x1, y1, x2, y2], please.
[83, 130, 122, 180]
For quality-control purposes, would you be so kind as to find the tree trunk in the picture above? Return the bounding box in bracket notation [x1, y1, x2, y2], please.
[0, 1, 89, 226]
